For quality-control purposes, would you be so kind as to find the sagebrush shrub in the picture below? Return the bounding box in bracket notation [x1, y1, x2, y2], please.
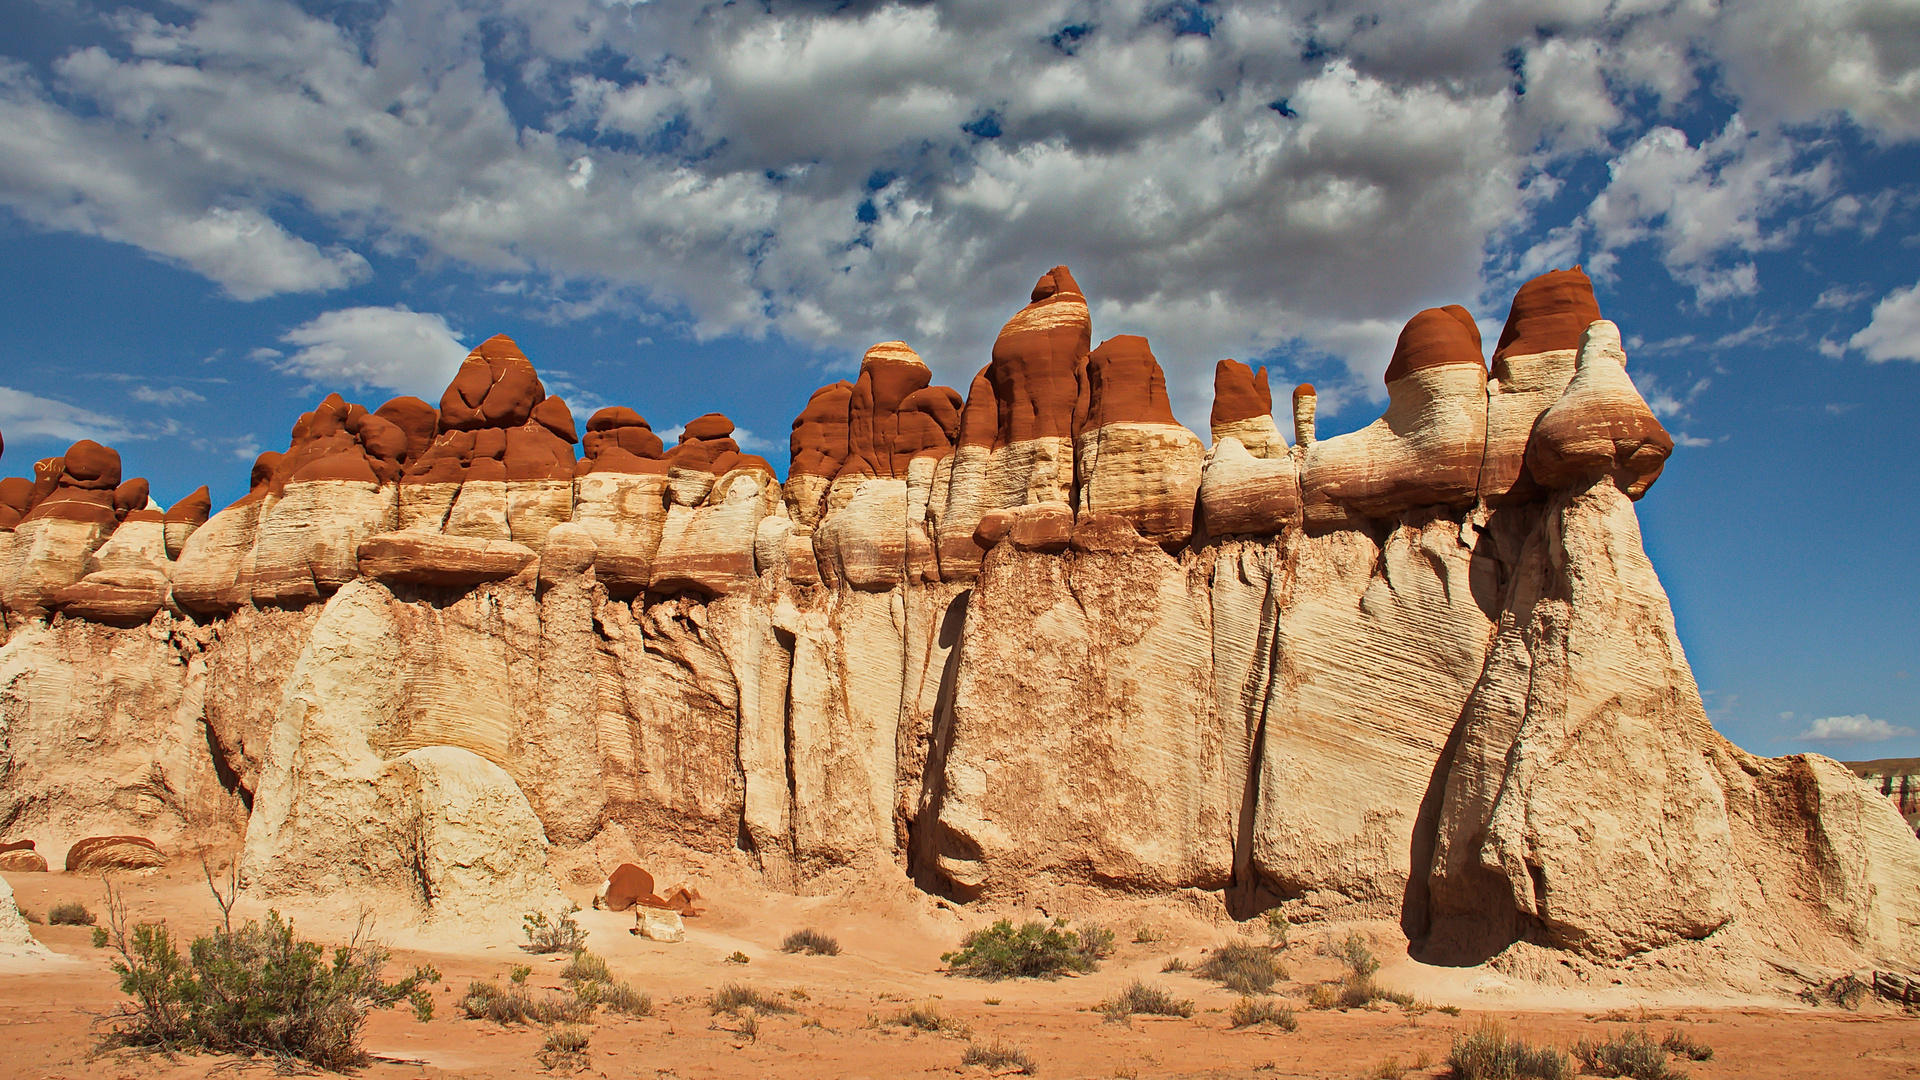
[942, 918, 1102, 980]
[1197, 941, 1286, 994]
[781, 928, 842, 955]
[1450, 1019, 1572, 1080]
[708, 983, 794, 1015]
[1572, 1027, 1681, 1079]
[460, 979, 592, 1025]
[522, 906, 588, 954]
[1099, 979, 1193, 1022]
[961, 1038, 1035, 1074]
[1228, 995, 1298, 1031]
[91, 880, 437, 1070]
[48, 900, 95, 926]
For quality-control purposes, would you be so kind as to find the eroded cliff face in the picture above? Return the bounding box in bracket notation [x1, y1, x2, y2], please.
[0, 267, 1914, 981]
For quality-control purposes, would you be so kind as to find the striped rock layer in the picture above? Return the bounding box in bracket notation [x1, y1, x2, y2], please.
[0, 267, 1913, 991]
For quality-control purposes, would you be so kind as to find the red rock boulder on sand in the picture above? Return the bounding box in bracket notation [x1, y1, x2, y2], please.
[64, 835, 166, 872]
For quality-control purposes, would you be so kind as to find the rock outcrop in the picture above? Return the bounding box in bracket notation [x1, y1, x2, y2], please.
[0, 266, 1909, 988]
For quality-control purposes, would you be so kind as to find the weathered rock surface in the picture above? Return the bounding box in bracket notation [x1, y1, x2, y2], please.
[0, 265, 1911, 984]
[65, 835, 167, 872]
[0, 874, 53, 961]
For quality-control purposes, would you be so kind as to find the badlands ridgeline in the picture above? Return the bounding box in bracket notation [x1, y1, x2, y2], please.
[0, 265, 1915, 992]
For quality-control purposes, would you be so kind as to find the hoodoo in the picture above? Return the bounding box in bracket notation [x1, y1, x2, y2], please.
[0, 266, 1914, 994]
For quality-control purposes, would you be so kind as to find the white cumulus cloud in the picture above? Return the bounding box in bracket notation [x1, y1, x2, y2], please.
[1848, 281, 1920, 362]
[277, 307, 470, 400]
[0, 385, 134, 449]
[1798, 714, 1916, 743]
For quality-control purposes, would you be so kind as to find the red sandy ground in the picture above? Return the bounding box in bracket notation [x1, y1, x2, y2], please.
[3, 865, 1916, 1080]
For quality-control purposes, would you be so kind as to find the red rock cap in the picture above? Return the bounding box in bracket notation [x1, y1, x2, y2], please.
[1212, 359, 1273, 427]
[1384, 305, 1484, 385]
[1493, 267, 1601, 363]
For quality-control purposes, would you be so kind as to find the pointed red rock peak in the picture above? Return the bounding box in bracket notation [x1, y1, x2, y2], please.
[472, 333, 528, 361]
[1493, 267, 1601, 363]
[1085, 335, 1177, 428]
[1212, 359, 1273, 427]
[165, 486, 212, 526]
[1383, 305, 1485, 384]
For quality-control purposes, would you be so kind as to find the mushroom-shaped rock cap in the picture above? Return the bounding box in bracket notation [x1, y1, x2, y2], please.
[790, 381, 855, 478]
[681, 413, 735, 442]
[1085, 335, 1178, 428]
[587, 406, 652, 432]
[1292, 382, 1317, 401]
[1384, 305, 1484, 384]
[1031, 265, 1084, 302]
[60, 440, 122, 490]
[439, 334, 546, 430]
[374, 397, 440, 461]
[1212, 359, 1273, 427]
[165, 486, 212, 526]
[1494, 267, 1601, 363]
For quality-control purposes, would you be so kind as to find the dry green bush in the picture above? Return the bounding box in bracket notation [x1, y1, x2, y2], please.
[521, 907, 588, 954]
[1572, 1027, 1686, 1079]
[1097, 980, 1193, 1023]
[1197, 941, 1286, 995]
[537, 1024, 591, 1071]
[708, 983, 795, 1015]
[1228, 996, 1298, 1031]
[459, 979, 592, 1025]
[782, 928, 842, 955]
[1449, 1019, 1572, 1080]
[962, 1038, 1036, 1073]
[890, 1000, 970, 1035]
[48, 900, 95, 926]
[943, 919, 1102, 980]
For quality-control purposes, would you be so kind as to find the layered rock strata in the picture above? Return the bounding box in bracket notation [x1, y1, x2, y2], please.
[0, 267, 1912, 987]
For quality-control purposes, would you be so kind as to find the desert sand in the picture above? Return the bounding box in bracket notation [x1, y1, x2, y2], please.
[5, 864, 1916, 1080]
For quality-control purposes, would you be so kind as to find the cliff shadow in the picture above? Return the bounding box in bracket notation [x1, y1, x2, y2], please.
[906, 589, 976, 900]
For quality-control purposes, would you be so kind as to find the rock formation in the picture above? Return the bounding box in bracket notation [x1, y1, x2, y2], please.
[0, 266, 1912, 990]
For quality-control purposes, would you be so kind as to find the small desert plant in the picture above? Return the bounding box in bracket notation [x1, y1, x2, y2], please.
[708, 982, 795, 1015]
[1074, 923, 1117, 964]
[1572, 1027, 1680, 1079]
[1306, 983, 1339, 1009]
[1161, 955, 1189, 973]
[48, 900, 95, 926]
[537, 1024, 591, 1071]
[1197, 941, 1287, 995]
[601, 980, 653, 1017]
[90, 874, 438, 1070]
[1336, 931, 1380, 979]
[409, 988, 434, 1022]
[1370, 1059, 1406, 1080]
[1439, 1004, 1462, 1016]
[942, 918, 1101, 980]
[962, 1038, 1036, 1073]
[1262, 910, 1290, 949]
[726, 950, 751, 964]
[891, 1000, 971, 1035]
[522, 906, 588, 954]
[509, 964, 532, 984]
[459, 979, 592, 1025]
[782, 928, 842, 955]
[1228, 996, 1298, 1031]
[1449, 1019, 1572, 1080]
[560, 949, 611, 984]
[1132, 925, 1163, 944]
[736, 1009, 760, 1040]
[1659, 1029, 1713, 1062]
[1098, 979, 1194, 1022]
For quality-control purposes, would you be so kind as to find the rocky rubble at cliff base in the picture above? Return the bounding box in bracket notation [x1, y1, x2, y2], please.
[0, 265, 1914, 994]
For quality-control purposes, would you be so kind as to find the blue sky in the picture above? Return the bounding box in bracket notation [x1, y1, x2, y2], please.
[1, 0, 1916, 760]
